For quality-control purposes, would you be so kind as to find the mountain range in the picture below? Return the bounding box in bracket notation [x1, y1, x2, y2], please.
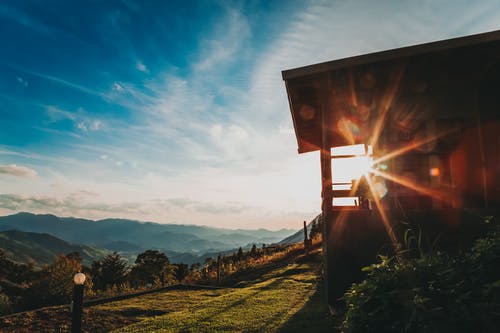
[0, 229, 109, 267]
[0, 212, 297, 265]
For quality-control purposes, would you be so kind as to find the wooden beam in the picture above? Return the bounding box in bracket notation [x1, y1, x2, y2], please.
[320, 75, 334, 307]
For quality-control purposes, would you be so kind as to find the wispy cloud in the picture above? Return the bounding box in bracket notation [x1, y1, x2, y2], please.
[158, 197, 249, 215]
[193, 8, 251, 72]
[7, 64, 103, 97]
[0, 3, 54, 35]
[0, 146, 109, 172]
[0, 193, 142, 216]
[112, 82, 125, 93]
[46, 105, 76, 121]
[2, 1, 499, 229]
[46, 105, 103, 132]
[0, 164, 37, 178]
[16, 76, 28, 87]
[105, 9, 257, 169]
[77, 119, 102, 132]
[0, 193, 255, 225]
[136, 60, 148, 73]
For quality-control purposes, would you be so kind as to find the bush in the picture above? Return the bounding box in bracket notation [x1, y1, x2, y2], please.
[0, 293, 13, 315]
[342, 221, 500, 332]
[19, 253, 83, 310]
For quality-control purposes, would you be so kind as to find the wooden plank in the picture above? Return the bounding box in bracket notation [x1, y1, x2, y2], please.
[332, 190, 354, 197]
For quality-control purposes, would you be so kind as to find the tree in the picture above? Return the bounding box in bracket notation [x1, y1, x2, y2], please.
[92, 252, 128, 291]
[250, 244, 258, 258]
[200, 257, 215, 280]
[236, 247, 244, 261]
[174, 263, 189, 283]
[0, 249, 35, 285]
[203, 257, 217, 272]
[131, 250, 171, 287]
[22, 253, 83, 309]
[91, 260, 104, 290]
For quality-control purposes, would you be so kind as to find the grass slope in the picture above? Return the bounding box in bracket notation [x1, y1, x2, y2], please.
[0, 253, 336, 332]
[111, 257, 333, 333]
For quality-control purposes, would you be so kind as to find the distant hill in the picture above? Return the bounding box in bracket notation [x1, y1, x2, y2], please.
[0, 229, 110, 267]
[0, 212, 297, 264]
[278, 214, 321, 245]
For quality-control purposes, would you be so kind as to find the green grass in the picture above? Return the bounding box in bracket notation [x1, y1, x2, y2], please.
[1, 252, 336, 332]
[110, 260, 334, 333]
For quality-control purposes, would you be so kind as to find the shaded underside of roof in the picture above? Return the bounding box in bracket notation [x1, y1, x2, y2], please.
[283, 30, 500, 154]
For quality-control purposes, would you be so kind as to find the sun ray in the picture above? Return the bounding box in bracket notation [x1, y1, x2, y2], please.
[330, 208, 354, 239]
[374, 169, 459, 206]
[373, 127, 459, 165]
[348, 70, 358, 108]
[369, 68, 404, 148]
[365, 175, 399, 248]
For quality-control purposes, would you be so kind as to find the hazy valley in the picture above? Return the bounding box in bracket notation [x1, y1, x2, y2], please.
[0, 212, 297, 266]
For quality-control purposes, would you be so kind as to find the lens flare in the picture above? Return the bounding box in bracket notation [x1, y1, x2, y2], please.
[329, 68, 462, 250]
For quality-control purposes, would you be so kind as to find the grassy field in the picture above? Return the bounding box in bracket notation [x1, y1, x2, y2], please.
[113, 257, 334, 332]
[0, 252, 336, 332]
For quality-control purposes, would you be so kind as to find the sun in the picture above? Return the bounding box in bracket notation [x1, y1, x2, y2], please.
[331, 144, 375, 206]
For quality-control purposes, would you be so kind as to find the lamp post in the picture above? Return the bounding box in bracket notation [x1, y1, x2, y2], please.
[71, 273, 85, 333]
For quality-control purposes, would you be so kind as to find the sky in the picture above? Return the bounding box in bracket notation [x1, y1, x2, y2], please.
[1, 0, 499, 229]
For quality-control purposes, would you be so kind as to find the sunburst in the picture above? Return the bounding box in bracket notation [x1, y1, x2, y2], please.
[330, 69, 462, 249]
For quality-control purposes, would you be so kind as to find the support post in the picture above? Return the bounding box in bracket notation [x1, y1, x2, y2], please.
[319, 77, 334, 308]
[71, 284, 84, 333]
[303, 220, 309, 255]
[71, 273, 85, 333]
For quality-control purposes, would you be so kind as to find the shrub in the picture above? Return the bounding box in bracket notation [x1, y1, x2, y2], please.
[0, 293, 13, 315]
[342, 221, 500, 332]
[19, 253, 83, 310]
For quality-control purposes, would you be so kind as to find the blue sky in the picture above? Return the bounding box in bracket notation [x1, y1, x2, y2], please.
[1, 0, 499, 229]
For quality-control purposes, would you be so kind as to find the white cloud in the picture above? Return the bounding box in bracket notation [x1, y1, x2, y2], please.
[90, 120, 102, 131]
[208, 123, 252, 159]
[136, 60, 148, 73]
[112, 82, 124, 92]
[193, 8, 251, 72]
[46, 105, 76, 122]
[77, 122, 87, 131]
[16, 76, 28, 87]
[76, 120, 100, 132]
[0, 164, 37, 178]
[158, 197, 250, 215]
[4, 1, 499, 230]
[46, 105, 103, 132]
[0, 193, 145, 217]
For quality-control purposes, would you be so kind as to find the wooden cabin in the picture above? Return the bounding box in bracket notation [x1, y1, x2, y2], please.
[282, 30, 500, 307]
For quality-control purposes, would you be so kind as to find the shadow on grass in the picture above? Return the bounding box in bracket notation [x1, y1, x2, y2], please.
[228, 261, 291, 288]
[233, 253, 323, 288]
[277, 281, 339, 333]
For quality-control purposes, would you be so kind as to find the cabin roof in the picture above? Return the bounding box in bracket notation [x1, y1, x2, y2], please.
[282, 30, 500, 154]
